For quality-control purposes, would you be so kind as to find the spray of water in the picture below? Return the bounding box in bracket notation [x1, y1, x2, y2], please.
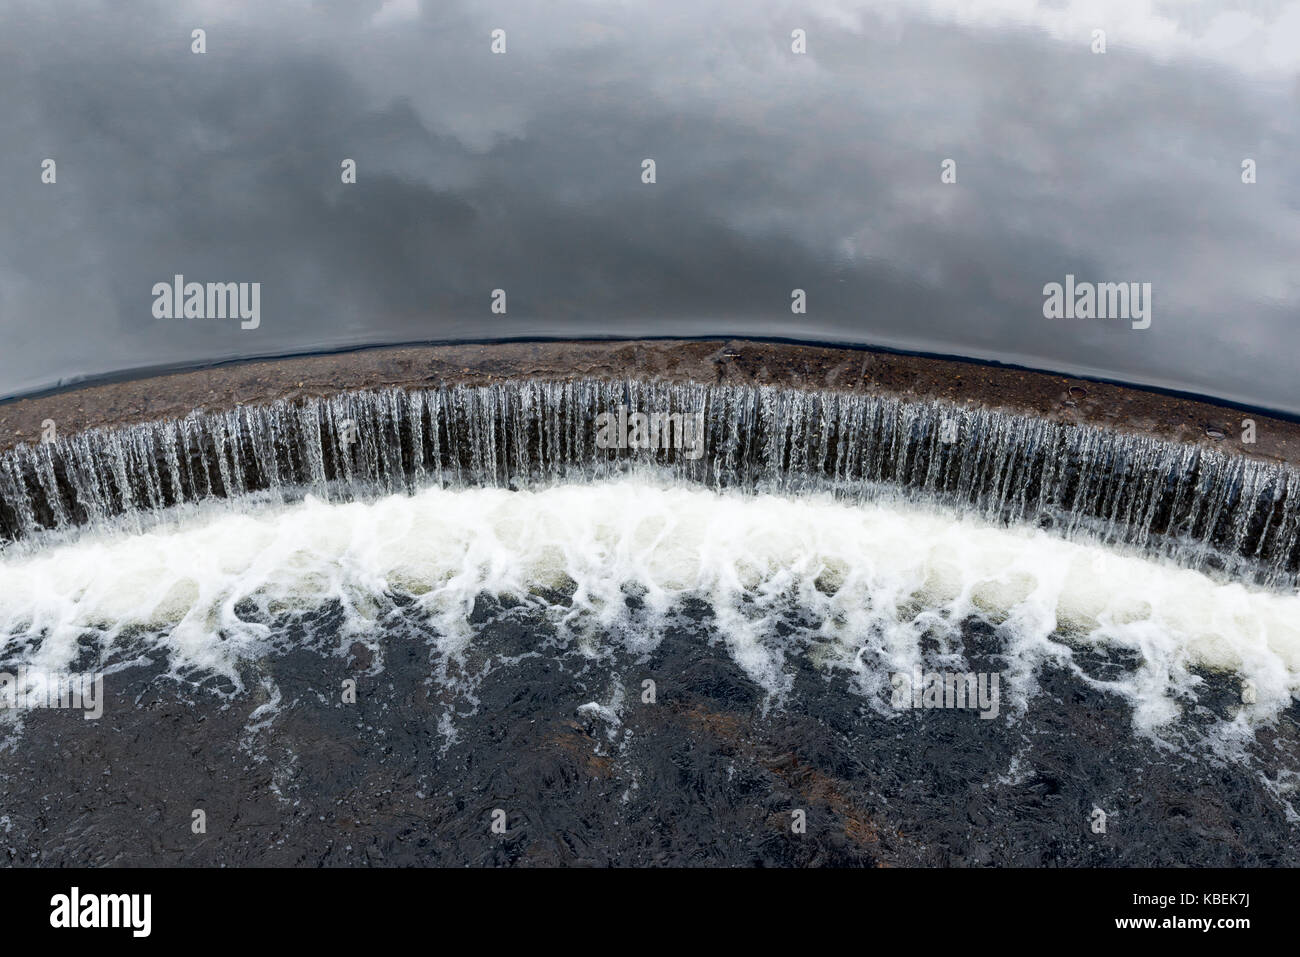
[3, 381, 1297, 587]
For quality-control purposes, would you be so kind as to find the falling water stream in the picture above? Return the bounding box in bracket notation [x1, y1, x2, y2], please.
[2, 380, 1297, 588]
[2, 380, 1299, 866]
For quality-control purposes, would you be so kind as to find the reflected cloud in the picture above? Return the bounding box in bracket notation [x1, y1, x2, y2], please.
[1, 0, 1297, 411]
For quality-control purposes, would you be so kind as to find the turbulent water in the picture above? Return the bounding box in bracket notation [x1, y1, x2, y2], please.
[1, 382, 1299, 865]
[3, 476, 1299, 733]
[3, 381, 1300, 588]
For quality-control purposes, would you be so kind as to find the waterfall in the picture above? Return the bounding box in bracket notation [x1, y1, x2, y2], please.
[2, 380, 1298, 588]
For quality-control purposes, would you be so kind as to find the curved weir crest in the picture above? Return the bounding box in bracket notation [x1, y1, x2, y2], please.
[1, 379, 1298, 589]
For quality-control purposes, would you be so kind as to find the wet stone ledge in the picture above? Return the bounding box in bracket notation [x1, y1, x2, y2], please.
[1, 369, 1298, 589]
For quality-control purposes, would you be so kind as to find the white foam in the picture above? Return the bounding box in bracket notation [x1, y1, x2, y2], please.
[1, 478, 1297, 737]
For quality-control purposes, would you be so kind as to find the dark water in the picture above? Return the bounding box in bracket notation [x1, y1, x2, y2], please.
[1, 376, 1299, 865]
[2, 0, 1298, 412]
[3, 594, 1296, 867]
[0, 382, 1294, 868]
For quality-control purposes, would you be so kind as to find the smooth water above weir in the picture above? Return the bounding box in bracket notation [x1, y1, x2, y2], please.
[6, 0, 1300, 418]
[2, 380, 1299, 589]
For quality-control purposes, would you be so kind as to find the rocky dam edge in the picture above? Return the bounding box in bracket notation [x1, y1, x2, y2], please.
[2, 339, 1298, 465]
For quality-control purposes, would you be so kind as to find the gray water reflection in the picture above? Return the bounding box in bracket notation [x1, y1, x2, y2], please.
[1, 0, 1297, 410]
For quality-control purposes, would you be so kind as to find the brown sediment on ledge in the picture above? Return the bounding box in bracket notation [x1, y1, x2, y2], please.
[1, 339, 1296, 464]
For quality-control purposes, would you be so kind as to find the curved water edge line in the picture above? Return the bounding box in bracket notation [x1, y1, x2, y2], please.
[9, 333, 1300, 426]
[2, 379, 1299, 590]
